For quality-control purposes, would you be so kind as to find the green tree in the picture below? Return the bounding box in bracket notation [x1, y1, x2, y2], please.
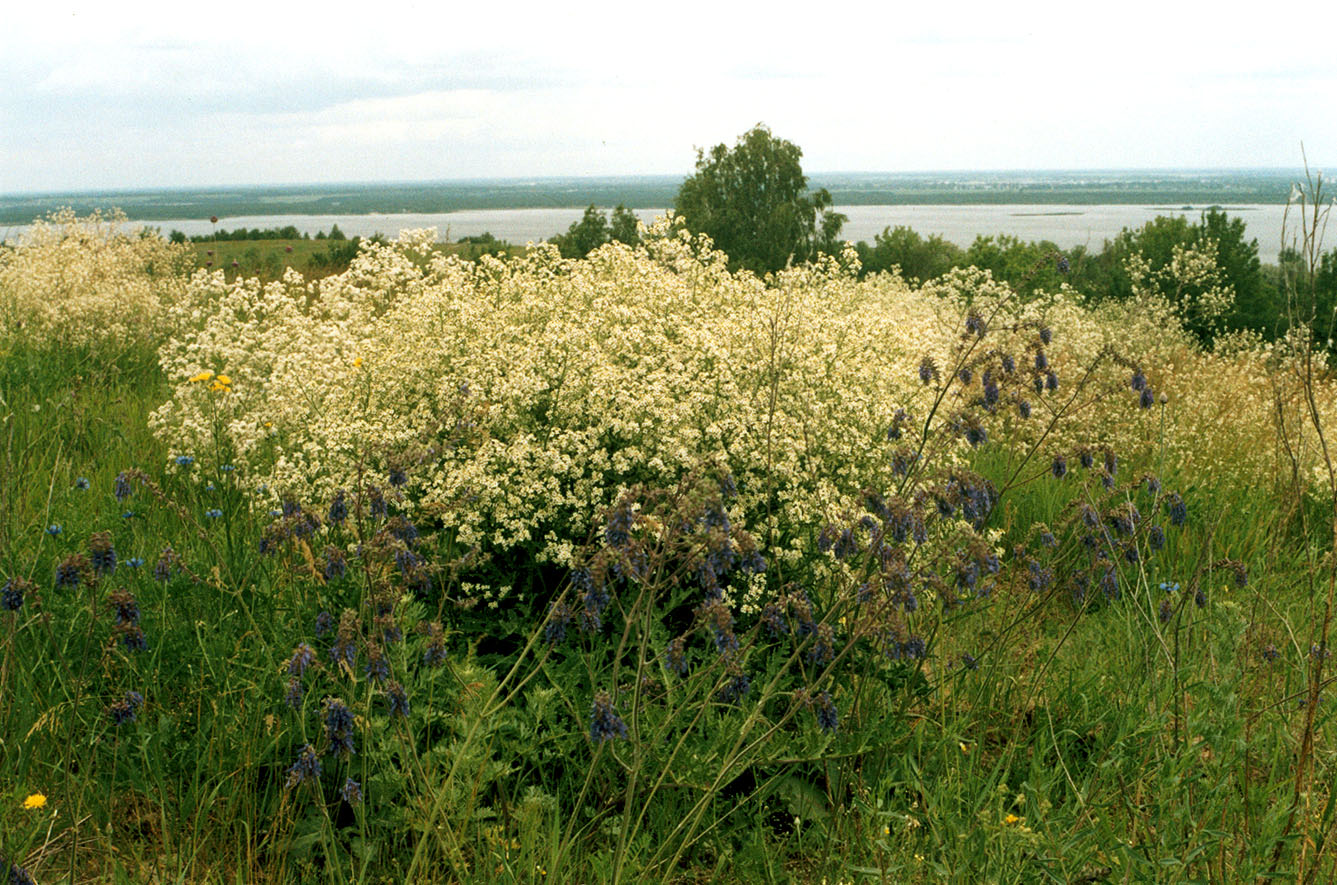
[551, 205, 612, 259]
[674, 124, 844, 274]
[961, 234, 1070, 296]
[609, 204, 641, 246]
[1096, 209, 1270, 343]
[855, 225, 963, 282]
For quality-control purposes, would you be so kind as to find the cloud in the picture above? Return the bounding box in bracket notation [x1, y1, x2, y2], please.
[2, 0, 1335, 190]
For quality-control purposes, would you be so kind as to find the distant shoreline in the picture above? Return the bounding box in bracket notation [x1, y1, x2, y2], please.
[0, 170, 1299, 226]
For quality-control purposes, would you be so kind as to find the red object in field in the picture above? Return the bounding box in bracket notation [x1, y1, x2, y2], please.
[285, 246, 293, 253]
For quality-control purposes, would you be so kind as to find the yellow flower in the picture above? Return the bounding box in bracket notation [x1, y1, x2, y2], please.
[23, 793, 47, 809]
[215, 374, 232, 386]
[188, 370, 214, 383]
[1003, 813, 1022, 826]
[353, 356, 363, 368]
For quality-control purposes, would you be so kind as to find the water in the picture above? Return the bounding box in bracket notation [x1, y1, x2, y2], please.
[0, 204, 1308, 263]
[836, 204, 1303, 263]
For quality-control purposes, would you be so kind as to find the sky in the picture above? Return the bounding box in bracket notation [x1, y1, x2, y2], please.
[2, 0, 1336, 192]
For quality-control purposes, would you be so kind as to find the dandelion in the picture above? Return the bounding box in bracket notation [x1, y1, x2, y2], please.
[188, 370, 215, 384]
[285, 744, 322, 788]
[21, 793, 46, 810]
[590, 691, 628, 742]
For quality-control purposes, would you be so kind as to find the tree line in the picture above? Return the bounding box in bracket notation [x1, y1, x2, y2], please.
[625, 123, 1336, 352]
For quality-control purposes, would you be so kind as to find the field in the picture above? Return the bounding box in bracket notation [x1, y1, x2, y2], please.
[183, 237, 522, 283]
[3, 208, 1337, 884]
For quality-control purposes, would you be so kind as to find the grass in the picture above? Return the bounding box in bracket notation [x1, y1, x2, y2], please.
[3, 249, 1337, 883]
[187, 238, 524, 282]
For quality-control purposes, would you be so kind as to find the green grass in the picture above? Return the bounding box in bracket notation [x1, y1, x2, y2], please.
[3, 319, 1337, 883]
[188, 238, 525, 282]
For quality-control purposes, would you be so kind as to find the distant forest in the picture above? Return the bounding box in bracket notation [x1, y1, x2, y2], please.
[0, 170, 1298, 225]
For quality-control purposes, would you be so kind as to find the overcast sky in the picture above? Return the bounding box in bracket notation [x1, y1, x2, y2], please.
[2, 0, 1335, 192]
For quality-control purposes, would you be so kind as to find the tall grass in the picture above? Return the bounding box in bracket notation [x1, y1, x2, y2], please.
[2, 211, 1336, 883]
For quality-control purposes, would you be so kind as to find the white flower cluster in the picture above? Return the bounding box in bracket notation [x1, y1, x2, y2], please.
[151, 219, 977, 565]
[0, 209, 191, 348]
[145, 216, 1337, 584]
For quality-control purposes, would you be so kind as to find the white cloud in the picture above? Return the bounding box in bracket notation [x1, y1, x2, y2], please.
[2, 0, 1336, 190]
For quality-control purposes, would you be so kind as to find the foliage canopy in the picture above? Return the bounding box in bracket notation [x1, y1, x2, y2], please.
[675, 124, 845, 274]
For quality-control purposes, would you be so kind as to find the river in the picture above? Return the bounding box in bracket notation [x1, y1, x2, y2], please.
[0, 204, 1311, 263]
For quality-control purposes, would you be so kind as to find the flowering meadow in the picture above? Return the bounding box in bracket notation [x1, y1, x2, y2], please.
[3, 211, 1337, 882]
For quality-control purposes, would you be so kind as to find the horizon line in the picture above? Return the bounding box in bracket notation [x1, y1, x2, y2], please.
[0, 166, 1314, 200]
